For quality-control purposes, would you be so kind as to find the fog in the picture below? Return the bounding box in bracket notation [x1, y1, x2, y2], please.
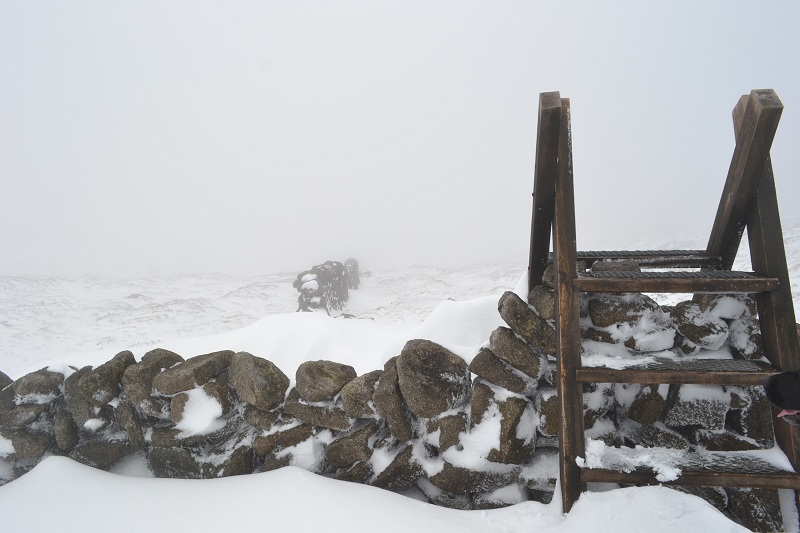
[2, 1, 799, 276]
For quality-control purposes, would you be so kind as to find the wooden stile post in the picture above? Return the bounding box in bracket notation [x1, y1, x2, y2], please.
[707, 90, 783, 269]
[552, 97, 585, 512]
[528, 92, 563, 292]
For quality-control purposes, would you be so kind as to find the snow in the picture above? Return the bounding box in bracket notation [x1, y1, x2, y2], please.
[370, 442, 402, 476]
[584, 383, 613, 412]
[0, 435, 14, 456]
[301, 279, 319, 292]
[412, 439, 446, 478]
[15, 392, 59, 405]
[515, 402, 538, 445]
[613, 383, 642, 409]
[709, 296, 750, 320]
[581, 341, 659, 369]
[45, 364, 76, 379]
[275, 431, 331, 472]
[578, 438, 684, 482]
[0, 456, 750, 533]
[0, 264, 523, 379]
[406, 295, 506, 363]
[83, 418, 106, 432]
[559, 485, 749, 533]
[3, 251, 799, 531]
[443, 404, 503, 470]
[678, 384, 732, 403]
[173, 388, 226, 437]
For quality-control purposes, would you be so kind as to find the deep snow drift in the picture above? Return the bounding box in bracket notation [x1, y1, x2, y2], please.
[0, 456, 750, 533]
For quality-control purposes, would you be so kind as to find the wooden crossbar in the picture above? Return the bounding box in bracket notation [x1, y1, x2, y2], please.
[573, 270, 778, 293]
[576, 357, 777, 386]
[582, 469, 800, 490]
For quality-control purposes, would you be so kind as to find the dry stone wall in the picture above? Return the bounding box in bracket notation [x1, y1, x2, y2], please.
[0, 263, 789, 531]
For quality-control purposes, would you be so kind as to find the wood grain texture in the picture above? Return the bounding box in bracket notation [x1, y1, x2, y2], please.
[528, 92, 562, 291]
[706, 90, 783, 269]
[552, 97, 585, 513]
[572, 271, 777, 293]
[581, 469, 800, 489]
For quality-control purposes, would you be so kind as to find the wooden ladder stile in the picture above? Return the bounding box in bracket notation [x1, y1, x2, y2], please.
[527, 90, 800, 515]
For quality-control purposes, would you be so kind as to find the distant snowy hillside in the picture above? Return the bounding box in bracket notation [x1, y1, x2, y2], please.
[4, 215, 800, 379]
[0, 263, 523, 378]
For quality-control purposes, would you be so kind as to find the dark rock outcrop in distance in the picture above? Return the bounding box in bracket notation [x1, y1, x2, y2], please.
[293, 259, 359, 313]
[344, 258, 360, 290]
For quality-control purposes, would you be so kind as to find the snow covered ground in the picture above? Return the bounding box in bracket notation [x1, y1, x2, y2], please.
[0, 456, 751, 533]
[0, 263, 523, 379]
[4, 220, 800, 531]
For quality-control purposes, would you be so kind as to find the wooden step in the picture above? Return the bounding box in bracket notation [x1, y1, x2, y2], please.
[580, 450, 800, 489]
[576, 357, 777, 386]
[573, 270, 779, 294]
[582, 468, 800, 489]
[572, 250, 722, 269]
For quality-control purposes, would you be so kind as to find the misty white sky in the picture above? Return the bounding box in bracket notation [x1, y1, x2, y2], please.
[2, 1, 799, 276]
